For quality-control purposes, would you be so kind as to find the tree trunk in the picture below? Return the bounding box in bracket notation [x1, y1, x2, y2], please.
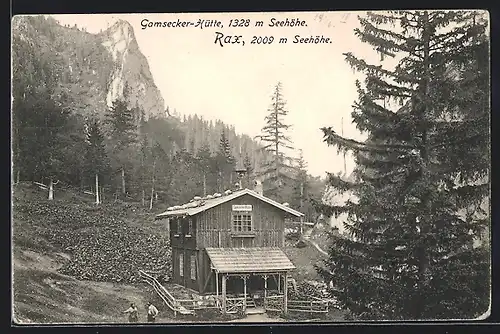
[414, 11, 431, 320]
[95, 173, 100, 205]
[121, 167, 126, 195]
[142, 189, 145, 206]
[149, 160, 156, 210]
[203, 173, 207, 196]
[48, 179, 54, 200]
[16, 170, 20, 185]
[274, 88, 281, 189]
[218, 171, 223, 192]
[300, 182, 304, 210]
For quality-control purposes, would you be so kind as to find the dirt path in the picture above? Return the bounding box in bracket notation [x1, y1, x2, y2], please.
[307, 239, 329, 257]
[229, 313, 285, 323]
[302, 227, 329, 257]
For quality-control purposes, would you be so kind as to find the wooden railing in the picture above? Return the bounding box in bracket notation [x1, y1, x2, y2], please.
[140, 270, 329, 316]
[138, 270, 195, 316]
[264, 295, 284, 312]
[287, 299, 329, 313]
[264, 295, 329, 314]
[225, 297, 245, 314]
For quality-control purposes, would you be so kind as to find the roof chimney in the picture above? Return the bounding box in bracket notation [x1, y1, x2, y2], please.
[234, 165, 247, 190]
[253, 179, 263, 195]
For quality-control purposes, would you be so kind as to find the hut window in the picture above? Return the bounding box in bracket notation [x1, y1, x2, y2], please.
[176, 220, 181, 234]
[179, 253, 184, 277]
[188, 219, 193, 236]
[190, 255, 196, 280]
[232, 214, 252, 233]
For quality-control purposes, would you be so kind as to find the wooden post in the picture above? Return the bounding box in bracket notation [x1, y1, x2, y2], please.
[216, 271, 219, 305]
[222, 274, 227, 314]
[283, 273, 288, 315]
[263, 275, 268, 298]
[277, 273, 281, 293]
[263, 274, 268, 309]
[242, 275, 247, 312]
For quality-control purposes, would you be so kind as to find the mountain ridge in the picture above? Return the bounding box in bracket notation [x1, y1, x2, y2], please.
[12, 15, 165, 120]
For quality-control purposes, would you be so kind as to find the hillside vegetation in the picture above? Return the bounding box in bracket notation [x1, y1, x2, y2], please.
[13, 183, 171, 283]
[12, 183, 330, 323]
[12, 183, 174, 323]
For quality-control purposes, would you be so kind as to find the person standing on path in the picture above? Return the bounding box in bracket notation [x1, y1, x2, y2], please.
[123, 303, 139, 323]
[147, 302, 159, 323]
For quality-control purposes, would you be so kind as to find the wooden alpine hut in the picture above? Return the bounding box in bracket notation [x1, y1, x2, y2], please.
[155, 185, 304, 314]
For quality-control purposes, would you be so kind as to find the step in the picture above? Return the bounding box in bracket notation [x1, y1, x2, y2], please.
[245, 307, 265, 315]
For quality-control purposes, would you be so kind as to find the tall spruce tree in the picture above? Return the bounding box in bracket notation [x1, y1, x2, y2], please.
[196, 144, 215, 196]
[317, 10, 490, 320]
[243, 153, 254, 189]
[105, 99, 137, 197]
[216, 129, 235, 191]
[256, 82, 296, 202]
[84, 118, 110, 204]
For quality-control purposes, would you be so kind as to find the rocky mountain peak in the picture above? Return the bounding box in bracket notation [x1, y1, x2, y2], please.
[12, 15, 165, 121]
[100, 20, 138, 59]
[97, 19, 165, 118]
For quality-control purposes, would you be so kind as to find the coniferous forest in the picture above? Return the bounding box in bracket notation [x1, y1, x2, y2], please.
[11, 16, 324, 222]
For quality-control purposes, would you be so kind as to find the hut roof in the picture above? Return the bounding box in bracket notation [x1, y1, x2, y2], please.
[205, 247, 295, 273]
[156, 188, 304, 219]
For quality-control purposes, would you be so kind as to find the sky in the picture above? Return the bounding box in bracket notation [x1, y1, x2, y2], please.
[49, 11, 395, 178]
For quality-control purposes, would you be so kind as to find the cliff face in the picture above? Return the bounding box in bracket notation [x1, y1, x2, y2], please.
[99, 20, 165, 118]
[11, 16, 165, 120]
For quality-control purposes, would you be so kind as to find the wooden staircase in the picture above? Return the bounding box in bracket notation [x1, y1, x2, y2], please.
[245, 296, 265, 315]
[245, 296, 257, 308]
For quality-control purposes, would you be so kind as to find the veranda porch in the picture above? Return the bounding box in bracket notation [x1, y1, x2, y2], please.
[205, 247, 295, 314]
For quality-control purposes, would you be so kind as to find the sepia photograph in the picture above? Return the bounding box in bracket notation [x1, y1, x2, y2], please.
[11, 10, 491, 324]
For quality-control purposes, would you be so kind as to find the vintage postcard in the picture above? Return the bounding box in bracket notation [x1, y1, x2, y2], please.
[11, 10, 491, 324]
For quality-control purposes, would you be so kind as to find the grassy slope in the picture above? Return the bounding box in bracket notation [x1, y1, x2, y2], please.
[13, 250, 147, 324]
[11, 183, 176, 324]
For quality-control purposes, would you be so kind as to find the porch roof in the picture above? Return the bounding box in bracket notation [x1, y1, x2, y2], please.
[206, 247, 295, 274]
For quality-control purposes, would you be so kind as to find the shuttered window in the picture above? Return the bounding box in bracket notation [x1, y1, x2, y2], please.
[179, 253, 184, 277]
[177, 220, 181, 234]
[190, 255, 196, 280]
